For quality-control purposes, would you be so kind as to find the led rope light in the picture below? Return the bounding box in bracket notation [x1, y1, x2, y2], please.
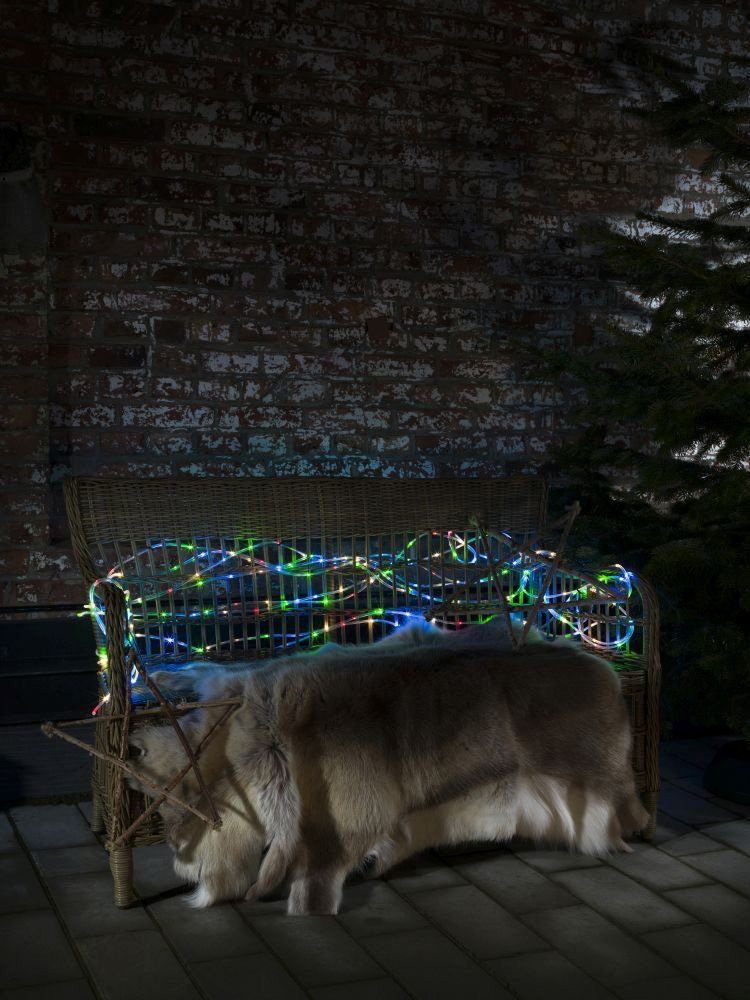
[83, 534, 638, 707]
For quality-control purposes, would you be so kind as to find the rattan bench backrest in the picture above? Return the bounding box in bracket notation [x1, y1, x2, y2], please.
[65, 476, 549, 583]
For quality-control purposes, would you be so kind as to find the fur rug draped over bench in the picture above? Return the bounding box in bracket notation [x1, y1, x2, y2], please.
[59, 475, 660, 907]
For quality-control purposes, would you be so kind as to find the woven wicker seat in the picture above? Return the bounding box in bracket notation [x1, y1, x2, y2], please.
[63, 475, 660, 907]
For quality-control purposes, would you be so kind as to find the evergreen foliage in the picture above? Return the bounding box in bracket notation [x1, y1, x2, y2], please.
[547, 44, 750, 736]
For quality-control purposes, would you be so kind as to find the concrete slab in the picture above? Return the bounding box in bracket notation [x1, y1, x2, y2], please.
[664, 883, 750, 950]
[679, 848, 750, 896]
[78, 929, 203, 1000]
[0, 910, 82, 991]
[0, 851, 50, 913]
[31, 844, 109, 878]
[10, 805, 98, 850]
[615, 976, 720, 1000]
[605, 844, 712, 891]
[406, 883, 546, 959]
[452, 852, 578, 914]
[44, 871, 152, 938]
[149, 895, 266, 963]
[642, 923, 750, 1000]
[250, 914, 384, 988]
[335, 880, 428, 938]
[521, 904, 676, 987]
[486, 949, 616, 1000]
[550, 866, 695, 934]
[189, 953, 306, 1000]
[362, 927, 514, 1000]
[0, 981, 97, 1000]
[383, 853, 468, 894]
[657, 831, 726, 857]
[309, 979, 411, 1000]
[702, 819, 750, 854]
[658, 785, 738, 826]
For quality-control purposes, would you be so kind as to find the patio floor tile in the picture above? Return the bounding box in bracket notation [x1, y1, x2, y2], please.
[521, 904, 676, 987]
[451, 852, 578, 914]
[148, 895, 266, 963]
[78, 929, 203, 1000]
[362, 927, 514, 1000]
[0, 910, 82, 990]
[678, 848, 750, 897]
[0, 981, 97, 1000]
[641, 923, 750, 1000]
[486, 949, 616, 1000]
[0, 852, 50, 913]
[10, 805, 98, 851]
[189, 953, 306, 1000]
[406, 883, 546, 959]
[605, 843, 712, 891]
[550, 865, 696, 933]
[663, 883, 750, 950]
[249, 913, 384, 988]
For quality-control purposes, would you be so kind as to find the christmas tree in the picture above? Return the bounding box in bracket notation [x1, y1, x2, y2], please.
[548, 45, 750, 736]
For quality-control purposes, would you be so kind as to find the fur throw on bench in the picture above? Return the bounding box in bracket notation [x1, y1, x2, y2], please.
[128, 623, 648, 914]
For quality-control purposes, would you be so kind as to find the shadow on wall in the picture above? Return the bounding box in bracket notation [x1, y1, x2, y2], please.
[0, 123, 47, 250]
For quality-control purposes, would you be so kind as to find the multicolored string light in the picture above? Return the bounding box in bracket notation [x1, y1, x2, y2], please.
[83, 532, 637, 700]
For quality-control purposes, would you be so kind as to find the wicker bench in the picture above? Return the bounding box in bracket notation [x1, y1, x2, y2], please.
[62, 475, 661, 907]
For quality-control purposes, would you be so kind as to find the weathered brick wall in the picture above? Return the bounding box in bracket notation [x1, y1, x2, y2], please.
[1, 0, 746, 609]
[1, 1, 51, 608]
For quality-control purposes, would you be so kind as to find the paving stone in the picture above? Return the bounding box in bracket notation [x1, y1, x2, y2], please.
[671, 777, 750, 817]
[250, 914, 383, 988]
[615, 977, 719, 1000]
[309, 979, 411, 999]
[407, 883, 546, 959]
[642, 923, 750, 1000]
[0, 910, 82, 990]
[678, 849, 750, 897]
[10, 805, 98, 850]
[79, 929, 202, 1000]
[32, 844, 110, 877]
[659, 755, 705, 782]
[0, 813, 20, 853]
[0, 981, 97, 1000]
[362, 927, 513, 1000]
[0, 851, 49, 913]
[133, 842, 187, 898]
[605, 844, 711, 891]
[661, 740, 717, 768]
[658, 785, 738, 826]
[383, 852, 468, 894]
[149, 895, 265, 963]
[701, 794, 750, 818]
[335, 880, 427, 938]
[45, 871, 152, 938]
[486, 949, 616, 1000]
[77, 800, 94, 824]
[452, 852, 577, 914]
[702, 819, 750, 854]
[658, 831, 726, 857]
[513, 845, 604, 873]
[649, 817, 693, 845]
[664, 883, 750, 950]
[550, 866, 694, 933]
[522, 905, 676, 987]
[189, 953, 306, 1000]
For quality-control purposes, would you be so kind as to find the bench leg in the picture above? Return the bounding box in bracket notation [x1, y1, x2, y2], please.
[110, 845, 136, 907]
[90, 790, 105, 834]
